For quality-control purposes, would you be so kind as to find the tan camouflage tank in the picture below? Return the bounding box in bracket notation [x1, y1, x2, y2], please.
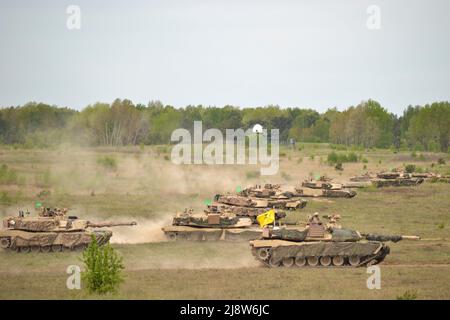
[0, 208, 137, 252]
[371, 172, 424, 187]
[162, 209, 264, 241]
[250, 213, 419, 268]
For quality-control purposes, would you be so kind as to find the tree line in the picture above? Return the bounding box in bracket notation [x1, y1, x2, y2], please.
[0, 99, 449, 152]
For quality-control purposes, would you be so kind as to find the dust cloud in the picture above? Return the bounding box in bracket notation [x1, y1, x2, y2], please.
[111, 217, 171, 244]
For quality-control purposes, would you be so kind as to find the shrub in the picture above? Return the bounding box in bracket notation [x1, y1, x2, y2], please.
[397, 290, 417, 300]
[97, 156, 118, 171]
[82, 238, 124, 295]
[405, 164, 416, 173]
[327, 152, 359, 165]
[438, 158, 446, 165]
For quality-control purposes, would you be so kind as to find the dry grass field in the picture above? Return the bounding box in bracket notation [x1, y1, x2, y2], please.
[0, 144, 449, 299]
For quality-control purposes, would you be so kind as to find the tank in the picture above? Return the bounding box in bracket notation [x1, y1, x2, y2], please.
[162, 209, 264, 241]
[372, 172, 424, 187]
[0, 207, 137, 252]
[250, 213, 419, 268]
[301, 176, 335, 189]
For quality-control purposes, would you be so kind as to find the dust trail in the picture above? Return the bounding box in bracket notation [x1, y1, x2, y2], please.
[110, 217, 171, 244]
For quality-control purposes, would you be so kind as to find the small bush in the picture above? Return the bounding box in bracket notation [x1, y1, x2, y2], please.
[397, 290, 417, 300]
[97, 156, 118, 171]
[405, 164, 416, 173]
[347, 152, 358, 162]
[335, 163, 343, 171]
[438, 158, 446, 165]
[411, 151, 417, 158]
[437, 222, 445, 230]
[82, 238, 124, 295]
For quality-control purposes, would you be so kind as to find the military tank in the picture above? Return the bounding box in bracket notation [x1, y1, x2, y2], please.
[0, 207, 137, 252]
[162, 209, 264, 241]
[372, 172, 424, 187]
[250, 213, 419, 268]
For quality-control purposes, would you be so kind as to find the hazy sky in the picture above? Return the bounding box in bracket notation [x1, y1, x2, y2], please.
[0, 0, 449, 114]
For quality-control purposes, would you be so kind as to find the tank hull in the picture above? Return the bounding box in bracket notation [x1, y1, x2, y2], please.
[162, 225, 263, 242]
[250, 239, 390, 268]
[0, 229, 112, 252]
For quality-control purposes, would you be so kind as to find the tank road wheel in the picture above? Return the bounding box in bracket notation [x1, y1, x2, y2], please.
[52, 245, 63, 252]
[294, 257, 307, 267]
[332, 256, 345, 267]
[319, 256, 332, 267]
[257, 248, 270, 261]
[40, 246, 52, 253]
[349, 255, 361, 266]
[166, 232, 177, 241]
[30, 246, 41, 253]
[0, 237, 11, 249]
[22, 246, 32, 253]
[268, 257, 281, 268]
[282, 257, 295, 268]
[307, 256, 319, 267]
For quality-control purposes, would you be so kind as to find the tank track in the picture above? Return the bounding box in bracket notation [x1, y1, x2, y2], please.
[251, 245, 390, 268]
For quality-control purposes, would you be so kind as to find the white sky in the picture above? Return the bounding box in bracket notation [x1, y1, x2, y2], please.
[0, 0, 449, 114]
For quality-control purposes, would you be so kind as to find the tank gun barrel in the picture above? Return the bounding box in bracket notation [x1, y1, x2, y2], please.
[362, 233, 420, 242]
[87, 221, 137, 228]
[399, 235, 420, 240]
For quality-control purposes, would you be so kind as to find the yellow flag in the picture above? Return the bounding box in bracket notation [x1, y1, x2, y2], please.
[257, 209, 275, 228]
